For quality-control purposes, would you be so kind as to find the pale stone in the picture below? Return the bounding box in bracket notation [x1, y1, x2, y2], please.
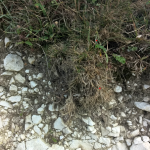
[23, 101, 29, 109]
[7, 95, 21, 103]
[118, 95, 124, 103]
[99, 137, 111, 147]
[32, 115, 42, 125]
[101, 127, 110, 136]
[112, 142, 128, 150]
[0, 101, 12, 108]
[9, 84, 17, 92]
[54, 117, 72, 135]
[142, 136, 150, 142]
[108, 99, 117, 108]
[16, 141, 25, 150]
[143, 97, 150, 102]
[25, 114, 33, 130]
[1, 71, 13, 76]
[127, 129, 140, 138]
[143, 85, 150, 90]
[108, 126, 120, 137]
[37, 104, 46, 115]
[130, 142, 150, 150]
[82, 117, 95, 126]
[4, 37, 10, 47]
[49, 103, 59, 111]
[22, 87, 28, 95]
[25, 70, 29, 73]
[30, 81, 37, 88]
[69, 140, 92, 150]
[0, 86, 4, 92]
[15, 74, 25, 84]
[133, 137, 143, 144]
[26, 138, 51, 150]
[110, 115, 117, 120]
[94, 142, 101, 149]
[4, 54, 24, 71]
[49, 144, 64, 150]
[28, 56, 35, 64]
[134, 102, 150, 112]
[34, 88, 39, 92]
[20, 134, 25, 140]
[43, 124, 49, 134]
[34, 125, 42, 135]
[114, 85, 122, 93]
[125, 139, 132, 146]
[9, 77, 15, 84]
[37, 73, 43, 80]
[38, 123, 44, 128]
[87, 126, 95, 132]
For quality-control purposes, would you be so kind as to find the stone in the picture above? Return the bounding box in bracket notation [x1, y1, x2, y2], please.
[32, 115, 42, 125]
[112, 142, 128, 150]
[87, 126, 96, 132]
[25, 114, 33, 130]
[134, 102, 150, 112]
[23, 101, 29, 109]
[125, 139, 132, 146]
[49, 103, 59, 111]
[143, 97, 150, 102]
[110, 115, 117, 120]
[1, 71, 13, 76]
[34, 125, 42, 135]
[118, 95, 124, 103]
[9, 84, 17, 92]
[0, 101, 12, 108]
[9, 77, 15, 84]
[25, 70, 29, 73]
[127, 129, 140, 138]
[54, 117, 72, 134]
[28, 56, 35, 64]
[16, 141, 25, 150]
[101, 127, 109, 136]
[43, 124, 49, 134]
[15, 74, 25, 84]
[49, 144, 64, 150]
[82, 117, 95, 126]
[0, 86, 4, 92]
[130, 142, 150, 150]
[143, 85, 150, 90]
[133, 137, 143, 144]
[34, 88, 39, 92]
[20, 134, 25, 140]
[4, 37, 10, 47]
[69, 140, 93, 150]
[37, 104, 46, 115]
[22, 87, 28, 95]
[99, 137, 111, 147]
[7, 95, 21, 103]
[4, 54, 24, 71]
[30, 81, 37, 88]
[94, 142, 101, 149]
[26, 138, 51, 150]
[108, 126, 120, 137]
[38, 123, 44, 128]
[142, 136, 150, 142]
[108, 99, 117, 109]
[114, 85, 122, 93]
[37, 73, 43, 80]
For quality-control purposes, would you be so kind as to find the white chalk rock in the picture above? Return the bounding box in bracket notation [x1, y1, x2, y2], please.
[114, 85, 122, 93]
[15, 74, 25, 84]
[134, 102, 150, 112]
[7, 95, 21, 103]
[82, 117, 95, 126]
[28, 56, 35, 64]
[0, 101, 12, 108]
[32, 115, 42, 125]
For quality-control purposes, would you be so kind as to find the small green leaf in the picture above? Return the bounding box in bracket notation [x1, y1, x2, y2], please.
[25, 41, 33, 46]
[95, 44, 106, 52]
[52, 137, 57, 143]
[113, 54, 126, 64]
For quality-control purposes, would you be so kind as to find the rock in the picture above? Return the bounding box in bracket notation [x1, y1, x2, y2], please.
[7, 95, 21, 103]
[25, 114, 33, 130]
[99, 137, 111, 147]
[37, 104, 46, 115]
[38, 123, 44, 128]
[54, 117, 72, 134]
[4, 54, 24, 71]
[125, 139, 132, 146]
[143, 85, 150, 90]
[37, 73, 43, 80]
[82, 117, 95, 126]
[87, 126, 96, 132]
[28, 56, 35, 64]
[32, 115, 42, 125]
[9, 77, 15, 84]
[9, 84, 17, 92]
[94, 142, 101, 149]
[118, 95, 124, 103]
[110, 115, 117, 121]
[0, 86, 4, 92]
[108, 99, 117, 109]
[133, 137, 143, 144]
[30, 81, 37, 88]
[114, 85, 122, 93]
[134, 102, 150, 112]
[25, 70, 29, 73]
[16, 141, 25, 150]
[15, 74, 25, 84]
[49, 144, 64, 150]
[23, 101, 29, 109]
[34, 88, 39, 92]
[127, 129, 140, 138]
[34, 125, 42, 135]
[20, 134, 25, 140]
[101, 127, 110, 136]
[69, 140, 93, 150]
[108, 126, 120, 137]
[130, 142, 150, 150]
[22, 87, 28, 95]
[112, 142, 128, 150]
[4, 37, 10, 47]
[43, 124, 49, 134]
[1, 71, 13, 76]
[142, 136, 150, 142]
[26, 138, 51, 150]
[143, 97, 150, 102]
[49, 103, 59, 111]
[0, 101, 12, 108]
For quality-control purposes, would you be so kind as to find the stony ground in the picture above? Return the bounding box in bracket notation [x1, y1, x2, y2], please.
[0, 37, 150, 150]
